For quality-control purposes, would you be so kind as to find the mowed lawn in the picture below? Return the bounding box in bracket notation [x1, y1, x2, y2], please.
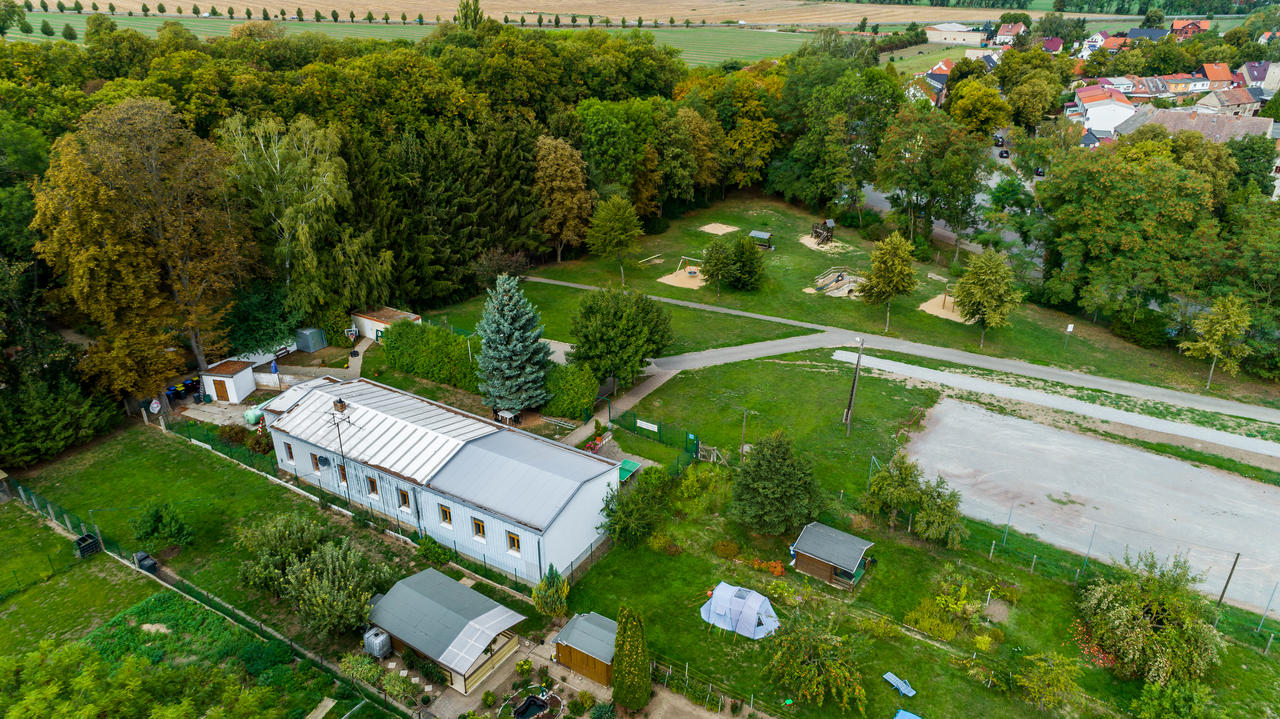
[529, 194, 1280, 407]
[422, 280, 815, 357]
[0, 502, 157, 656]
[11, 14, 809, 65]
[881, 42, 968, 74]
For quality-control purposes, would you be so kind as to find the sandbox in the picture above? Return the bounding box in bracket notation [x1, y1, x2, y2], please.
[918, 293, 973, 324]
[658, 266, 706, 289]
[700, 223, 739, 235]
[798, 234, 853, 254]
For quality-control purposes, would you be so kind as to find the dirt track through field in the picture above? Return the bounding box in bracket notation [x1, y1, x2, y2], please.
[101, 0, 1101, 25]
[909, 399, 1280, 614]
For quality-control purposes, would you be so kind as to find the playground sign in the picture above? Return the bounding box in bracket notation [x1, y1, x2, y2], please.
[636, 419, 658, 432]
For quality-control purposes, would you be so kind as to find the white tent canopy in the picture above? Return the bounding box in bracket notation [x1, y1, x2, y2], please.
[699, 582, 780, 640]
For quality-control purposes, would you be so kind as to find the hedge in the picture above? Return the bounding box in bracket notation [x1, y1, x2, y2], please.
[541, 362, 597, 419]
[381, 320, 480, 393]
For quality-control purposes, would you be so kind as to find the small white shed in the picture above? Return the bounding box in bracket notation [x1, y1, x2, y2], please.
[350, 307, 421, 342]
[202, 360, 256, 403]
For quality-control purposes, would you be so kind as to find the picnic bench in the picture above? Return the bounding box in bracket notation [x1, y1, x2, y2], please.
[883, 672, 916, 697]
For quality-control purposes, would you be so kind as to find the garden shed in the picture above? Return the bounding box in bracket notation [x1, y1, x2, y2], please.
[201, 360, 256, 403]
[790, 522, 873, 589]
[553, 612, 617, 686]
[699, 582, 779, 639]
[369, 568, 524, 696]
[350, 306, 421, 342]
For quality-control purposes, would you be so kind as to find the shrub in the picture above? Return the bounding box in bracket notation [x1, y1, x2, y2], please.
[339, 653, 382, 686]
[712, 540, 740, 560]
[415, 535, 454, 566]
[566, 698, 585, 716]
[382, 320, 480, 393]
[532, 564, 569, 618]
[130, 502, 193, 551]
[217, 423, 251, 445]
[600, 469, 670, 548]
[236, 639, 293, 675]
[482, 690, 497, 708]
[1111, 307, 1170, 349]
[541, 362, 597, 419]
[516, 658, 533, 678]
[854, 615, 899, 640]
[674, 462, 731, 517]
[246, 428, 273, 454]
[589, 705, 615, 719]
[904, 598, 960, 641]
[577, 691, 596, 710]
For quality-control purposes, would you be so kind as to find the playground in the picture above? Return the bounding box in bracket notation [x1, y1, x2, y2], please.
[918, 292, 972, 324]
[657, 257, 707, 290]
[806, 266, 863, 297]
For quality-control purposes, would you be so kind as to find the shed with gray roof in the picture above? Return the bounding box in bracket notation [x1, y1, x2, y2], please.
[791, 522, 874, 588]
[553, 612, 618, 686]
[369, 568, 524, 695]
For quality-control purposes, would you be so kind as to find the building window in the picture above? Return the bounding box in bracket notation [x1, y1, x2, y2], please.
[507, 531, 520, 555]
[366, 476, 377, 496]
[398, 489, 410, 510]
[284, 443, 294, 461]
[439, 505, 452, 526]
[337, 465, 347, 484]
[310, 454, 319, 471]
[472, 518, 486, 540]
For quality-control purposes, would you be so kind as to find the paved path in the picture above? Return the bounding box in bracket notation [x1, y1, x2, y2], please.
[305, 697, 336, 719]
[836, 351, 1280, 460]
[561, 371, 679, 447]
[527, 277, 1280, 424]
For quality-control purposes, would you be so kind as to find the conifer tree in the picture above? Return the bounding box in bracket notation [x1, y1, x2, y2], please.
[860, 231, 917, 331]
[731, 431, 822, 536]
[612, 606, 651, 711]
[475, 274, 551, 413]
[727, 235, 764, 290]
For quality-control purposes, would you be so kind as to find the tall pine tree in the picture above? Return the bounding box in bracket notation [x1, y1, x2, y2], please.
[731, 431, 822, 536]
[475, 274, 551, 413]
[612, 605, 651, 711]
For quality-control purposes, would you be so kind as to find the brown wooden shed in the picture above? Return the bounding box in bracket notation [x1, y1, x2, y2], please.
[553, 612, 617, 686]
[791, 522, 874, 589]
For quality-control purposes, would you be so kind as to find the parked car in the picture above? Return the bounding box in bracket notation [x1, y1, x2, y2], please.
[998, 149, 1010, 158]
[1034, 167, 1045, 177]
[993, 136, 1005, 147]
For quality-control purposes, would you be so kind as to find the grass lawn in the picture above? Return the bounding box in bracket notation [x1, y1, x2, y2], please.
[527, 193, 1280, 408]
[882, 43, 969, 74]
[0, 502, 158, 656]
[11, 14, 807, 65]
[422, 280, 813, 357]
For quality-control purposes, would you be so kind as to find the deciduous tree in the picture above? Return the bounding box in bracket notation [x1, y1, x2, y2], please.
[700, 238, 733, 296]
[283, 538, 392, 637]
[534, 136, 595, 263]
[861, 231, 917, 331]
[586, 195, 643, 284]
[568, 288, 671, 387]
[947, 77, 1011, 136]
[1014, 653, 1081, 711]
[765, 617, 866, 712]
[1178, 294, 1251, 389]
[953, 249, 1023, 348]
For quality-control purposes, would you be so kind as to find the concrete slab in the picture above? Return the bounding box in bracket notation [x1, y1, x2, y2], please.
[305, 697, 335, 719]
[908, 399, 1280, 613]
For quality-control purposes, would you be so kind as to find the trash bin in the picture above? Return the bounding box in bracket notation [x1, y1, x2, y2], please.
[182, 378, 198, 396]
[133, 551, 158, 574]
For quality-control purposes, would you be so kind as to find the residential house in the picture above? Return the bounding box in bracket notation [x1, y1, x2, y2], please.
[1127, 27, 1170, 43]
[1162, 73, 1210, 94]
[267, 377, 622, 583]
[1202, 63, 1234, 90]
[1241, 62, 1270, 88]
[349, 306, 420, 342]
[1068, 84, 1136, 134]
[1100, 76, 1136, 93]
[1263, 62, 1280, 94]
[1171, 19, 1210, 40]
[1079, 31, 1110, 57]
[929, 58, 956, 75]
[904, 75, 941, 106]
[1125, 75, 1171, 99]
[369, 568, 524, 695]
[1115, 107, 1275, 143]
[992, 22, 1027, 45]
[1042, 37, 1065, 53]
[1196, 87, 1262, 116]
[924, 23, 986, 46]
[1100, 36, 1130, 54]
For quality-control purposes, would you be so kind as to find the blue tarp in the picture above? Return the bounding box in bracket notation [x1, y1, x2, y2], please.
[893, 711, 923, 719]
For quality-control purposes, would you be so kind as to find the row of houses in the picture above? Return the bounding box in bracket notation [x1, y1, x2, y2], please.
[1078, 21, 1211, 58]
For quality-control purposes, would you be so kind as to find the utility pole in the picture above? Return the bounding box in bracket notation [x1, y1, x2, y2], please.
[740, 409, 748, 455]
[333, 399, 353, 507]
[1218, 552, 1240, 607]
[843, 338, 865, 438]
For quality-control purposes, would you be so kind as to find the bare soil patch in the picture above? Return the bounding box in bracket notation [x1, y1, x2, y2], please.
[982, 599, 1010, 623]
[657, 266, 706, 290]
[918, 293, 973, 324]
[699, 222, 739, 235]
[141, 623, 171, 634]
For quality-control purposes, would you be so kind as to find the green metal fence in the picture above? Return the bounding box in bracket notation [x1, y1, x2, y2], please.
[611, 409, 701, 456]
[171, 418, 279, 476]
[2, 479, 94, 601]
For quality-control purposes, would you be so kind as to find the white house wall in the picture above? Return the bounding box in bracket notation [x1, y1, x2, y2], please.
[540, 470, 616, 576]
[231, 370, 256, 403]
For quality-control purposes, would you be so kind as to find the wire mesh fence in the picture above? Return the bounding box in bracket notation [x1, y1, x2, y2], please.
[171, 418, 279, 476]
[649, 650, 794, 718]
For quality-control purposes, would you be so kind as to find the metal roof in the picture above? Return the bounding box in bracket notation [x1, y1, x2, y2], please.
[554, 612, 618, 664]
[269, 378, 618, 530]
[261, 376, 340, 415]
[748, 230, 772, 240]
[792, 522, 874, 573]
[370, 569, 523, 676]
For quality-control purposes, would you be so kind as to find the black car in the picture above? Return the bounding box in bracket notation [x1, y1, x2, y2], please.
[998, 149, 1010, 159]
[1034, 167, 1045, 177]
[993, 136, 1005, 147]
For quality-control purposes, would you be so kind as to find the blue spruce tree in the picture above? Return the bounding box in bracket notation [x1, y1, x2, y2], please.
[475, 274, 552, 413]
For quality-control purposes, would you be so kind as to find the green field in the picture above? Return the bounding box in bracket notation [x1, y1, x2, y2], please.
[0, 502, 157, 656]
[882, 42, 969, 74]
[9, 13, 809, 65]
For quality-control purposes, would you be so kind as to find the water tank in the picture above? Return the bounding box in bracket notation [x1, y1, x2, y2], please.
[295, 327, 327, 354]
[243, 408, 263, 426]
[364, 627, 391, 659]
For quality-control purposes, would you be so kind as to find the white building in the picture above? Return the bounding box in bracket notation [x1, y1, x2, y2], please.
[202, 359, 256, 403]
[991, 22, 1026, 46]
[924, 23, 986, 46]
[1070, 85, 1136, 135]
[1078, 31, 1110, 58]
[350, 306, 421, 343]
[268, 378, 622, 582]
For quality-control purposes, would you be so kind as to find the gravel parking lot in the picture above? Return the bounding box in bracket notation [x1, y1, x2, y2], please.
[908, 399, 1280, 613]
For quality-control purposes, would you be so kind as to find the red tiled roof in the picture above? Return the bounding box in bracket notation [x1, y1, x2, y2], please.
[1202, 63, 1232, 83]
[930, 58, 956, 74]
[997, 22, 1026, 36]
[1076, 85, 1131, 106]
[1043, 37, 1064, 52]
[1172, 19, 1208, 31]
[1101, 37, 1128, 50]
[1215, 88, 1257, 106]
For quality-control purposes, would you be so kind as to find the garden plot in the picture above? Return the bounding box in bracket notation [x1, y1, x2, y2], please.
[908, 399, 1280, 613]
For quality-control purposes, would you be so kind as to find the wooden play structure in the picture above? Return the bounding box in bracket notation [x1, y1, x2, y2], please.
[748, 230, 775, 251]
[811, 219, 836, 245]
[813, 266, 862, 297]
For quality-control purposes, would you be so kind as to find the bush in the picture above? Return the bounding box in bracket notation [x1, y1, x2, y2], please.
[1111, 307, 1170, 349]
[246, 428, 274, 454]
[577, 691, 596, 710]
[516, 658, 533, 678]
[382, 320, 480, 392]
[674, 462, 731, 517]
[130, 502, 193, 551]
[482, 690, 497, 707]
[712, 540, 740, 560]
[217, 423, 251, 445]
[541, 362, 597, 419]
[589, 704, 615, 719]
[415, 535, 454, 565]
[566, 698, 585, 716]
[904, 597, 960, 641]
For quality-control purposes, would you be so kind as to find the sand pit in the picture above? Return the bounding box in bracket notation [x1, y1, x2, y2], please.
[658, 267, 705, 289]
[700, 223, 739, 235]
[799, 234, 853, 254]
[802, 287, 818, 294]
[919, 293, 973, 324]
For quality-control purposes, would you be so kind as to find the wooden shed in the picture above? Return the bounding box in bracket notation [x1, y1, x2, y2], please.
[791, 522, 873, 589]
[553, 612, 616, 686]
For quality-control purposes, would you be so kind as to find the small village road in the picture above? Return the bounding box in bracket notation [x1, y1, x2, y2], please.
[526, 276, 1280, 425]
